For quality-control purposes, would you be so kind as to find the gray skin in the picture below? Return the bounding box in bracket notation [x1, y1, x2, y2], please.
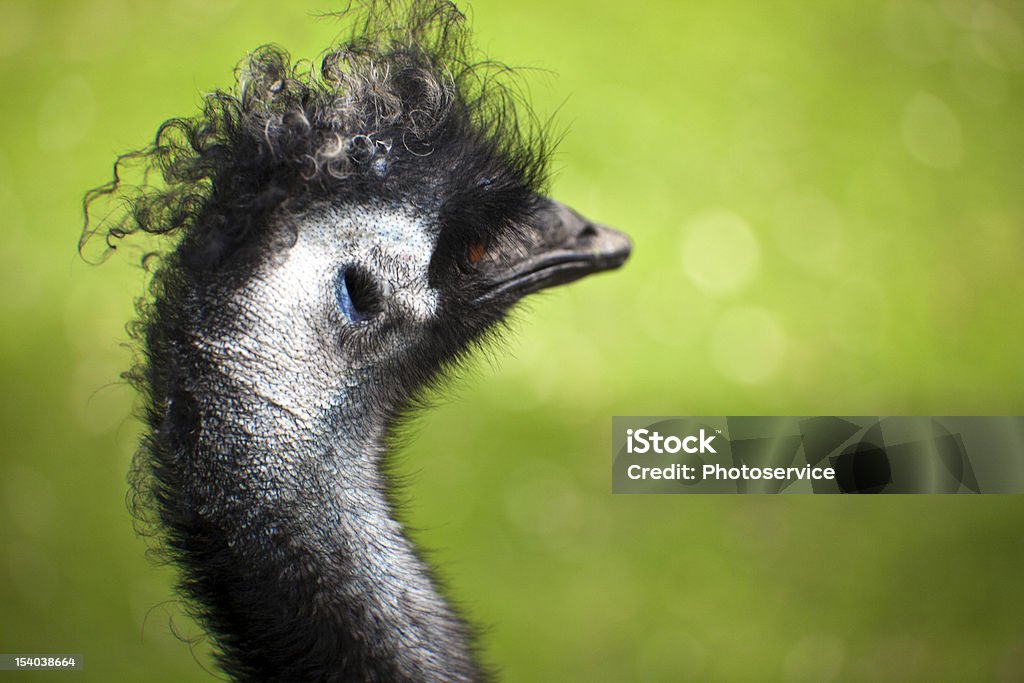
[175, 196, 630, 681]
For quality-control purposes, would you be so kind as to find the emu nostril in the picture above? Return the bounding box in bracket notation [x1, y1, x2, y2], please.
[579, 223, 598, 238]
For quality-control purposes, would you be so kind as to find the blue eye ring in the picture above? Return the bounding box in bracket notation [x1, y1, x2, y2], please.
[335, 266, 380, 322]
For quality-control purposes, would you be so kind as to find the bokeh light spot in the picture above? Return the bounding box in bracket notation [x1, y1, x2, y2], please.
[681, 210, 761, 295]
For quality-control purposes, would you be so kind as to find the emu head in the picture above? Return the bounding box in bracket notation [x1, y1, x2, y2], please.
[93, 3, 631, 432]
[201, 194, 628, 425]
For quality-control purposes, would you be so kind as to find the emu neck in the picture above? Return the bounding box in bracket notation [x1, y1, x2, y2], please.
[174, 369, 482, 682]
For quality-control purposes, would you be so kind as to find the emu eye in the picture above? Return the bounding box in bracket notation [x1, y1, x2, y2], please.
[335, 266, 381, 322]
[468, 242, 488, 265]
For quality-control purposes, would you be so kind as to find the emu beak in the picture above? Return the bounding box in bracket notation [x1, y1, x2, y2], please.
[477, 199, 631, 302]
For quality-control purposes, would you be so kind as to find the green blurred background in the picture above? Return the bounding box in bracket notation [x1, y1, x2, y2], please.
[2, 0, 1023, 680]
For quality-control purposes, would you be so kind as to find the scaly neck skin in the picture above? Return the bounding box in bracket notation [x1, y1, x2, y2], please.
[172, 357, 483, 682]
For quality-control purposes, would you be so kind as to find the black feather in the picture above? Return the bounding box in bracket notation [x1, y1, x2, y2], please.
[83, 2, 562, 681]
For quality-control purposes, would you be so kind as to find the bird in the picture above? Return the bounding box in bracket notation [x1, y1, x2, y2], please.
[82, 1, 630, 681]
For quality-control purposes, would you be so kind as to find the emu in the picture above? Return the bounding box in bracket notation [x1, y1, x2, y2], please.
[84, 2, 629, 680]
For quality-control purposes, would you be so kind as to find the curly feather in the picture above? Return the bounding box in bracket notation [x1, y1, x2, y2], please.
[81, 0, 551, 272]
